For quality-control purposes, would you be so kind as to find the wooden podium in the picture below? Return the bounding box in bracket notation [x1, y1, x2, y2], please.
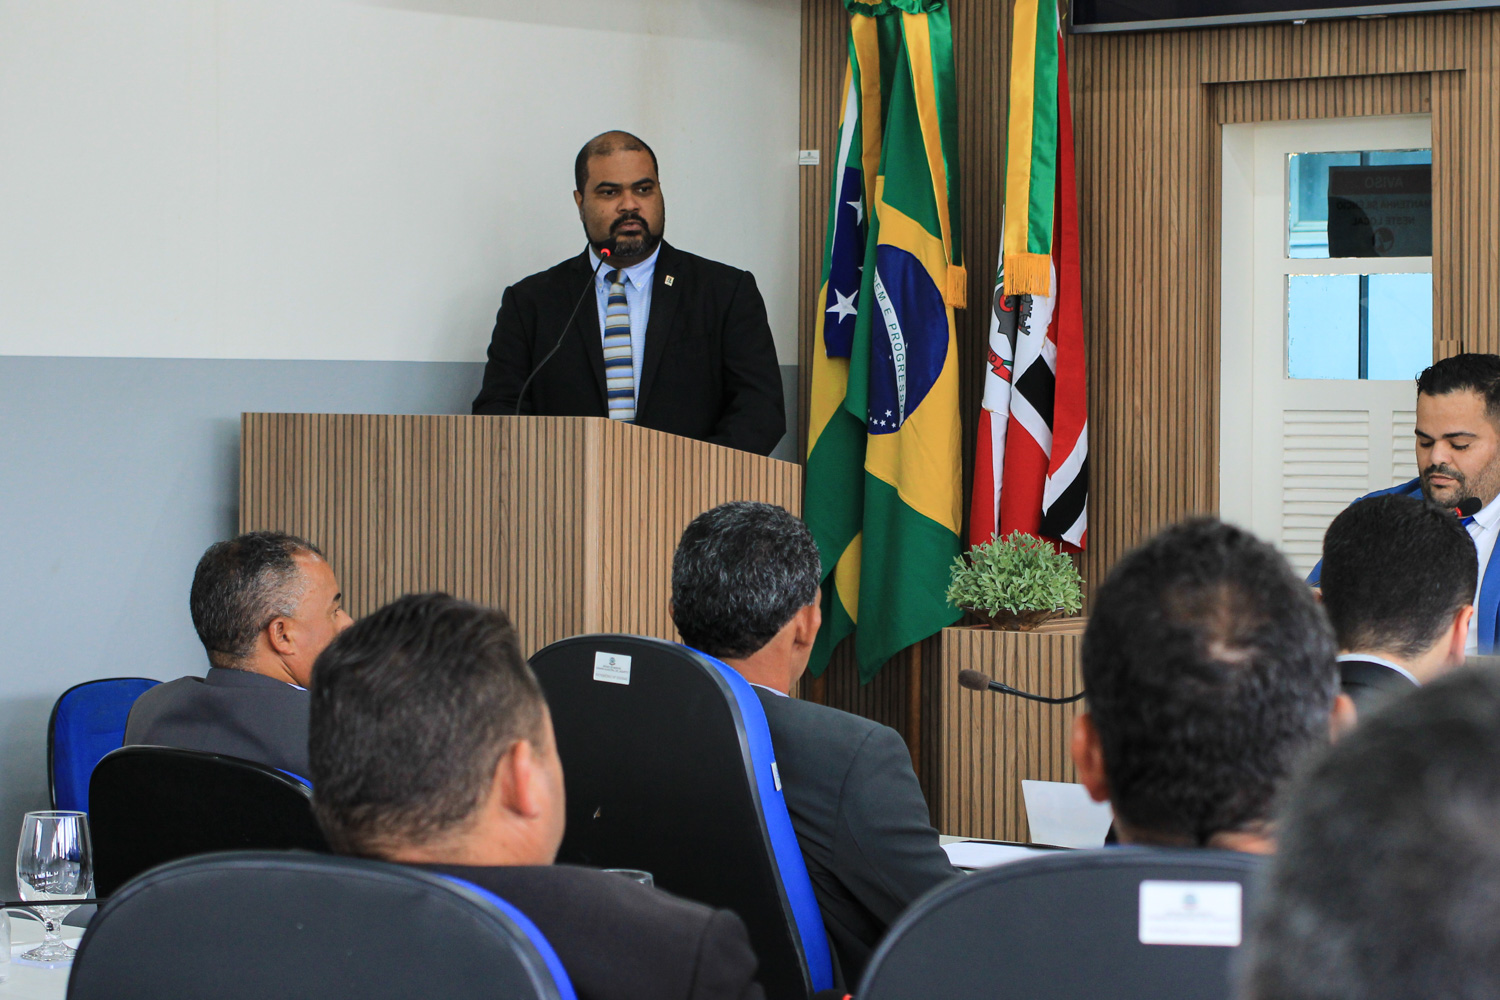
[238, 414, 803, 655]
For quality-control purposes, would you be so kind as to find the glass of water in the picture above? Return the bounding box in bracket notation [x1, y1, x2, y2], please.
[15, 811, 92, 963]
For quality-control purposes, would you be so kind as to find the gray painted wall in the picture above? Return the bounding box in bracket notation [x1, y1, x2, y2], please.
[0, 355, 796, 883]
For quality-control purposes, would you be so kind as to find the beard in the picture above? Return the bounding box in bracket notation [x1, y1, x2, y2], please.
[590, 213, 662, 261]
[1421, 463, 1473, 504]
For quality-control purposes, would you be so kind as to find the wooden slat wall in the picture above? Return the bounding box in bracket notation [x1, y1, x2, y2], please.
[932, 626, 1085, 842]
[799, 6, 1500, 745]
[240, 415, 802, 657]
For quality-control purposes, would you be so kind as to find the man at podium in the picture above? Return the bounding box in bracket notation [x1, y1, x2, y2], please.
[472, 130, 786, 456]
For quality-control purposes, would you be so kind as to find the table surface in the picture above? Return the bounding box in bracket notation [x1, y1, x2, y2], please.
[0, 917, 83, 1000]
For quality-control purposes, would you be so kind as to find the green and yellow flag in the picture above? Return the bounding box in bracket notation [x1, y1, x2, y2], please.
[805, 0, 965, 682]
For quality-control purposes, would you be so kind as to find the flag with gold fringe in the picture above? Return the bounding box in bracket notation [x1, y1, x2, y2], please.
[969, 0, 1088, 552]
[805, 0, 966, 682]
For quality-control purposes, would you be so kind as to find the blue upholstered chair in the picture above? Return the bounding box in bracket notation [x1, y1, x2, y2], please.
[66, 851, 575, 1000]
[48, 677, 160, 813]
[88, 746, 328, 896]
[530, 634, 834, 999]
[858, 846, 1267, 1000]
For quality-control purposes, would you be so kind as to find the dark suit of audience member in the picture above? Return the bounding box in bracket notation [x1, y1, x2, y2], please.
[421, 863, 760, 1000]
[125, 667, 311, 777]
[310, 593, 764, 1000]
[1319, 494, 1478, 725]
[754, 688, 956, 981]
[1337, 657, 1419, 718]
[670, 501, 958, 985]
[132, 531, 351, 778]
[471, 131, 784, 456]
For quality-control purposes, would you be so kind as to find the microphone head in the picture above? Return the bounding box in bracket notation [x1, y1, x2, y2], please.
[1456, 496, 1483, 518]
[599, 246, 612, 257]
[957, 669, 992, 692]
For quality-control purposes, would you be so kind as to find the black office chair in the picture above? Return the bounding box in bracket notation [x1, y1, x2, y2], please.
[66, 851, 576, 1000]
[857, 847, 1266, 1000]
[88, 746, 328, 896]
[531, 634, 834, 999]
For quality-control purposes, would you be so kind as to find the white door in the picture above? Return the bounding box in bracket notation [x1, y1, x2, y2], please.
[1221, 116, 1433, 574]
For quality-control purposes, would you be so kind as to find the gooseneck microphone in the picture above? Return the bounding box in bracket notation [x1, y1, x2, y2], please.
[513, 244, 612, 417]
[1455, 496, 1483, 518]
[957, 668, 1086, 705]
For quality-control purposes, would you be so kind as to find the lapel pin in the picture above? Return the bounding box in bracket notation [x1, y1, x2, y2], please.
[664, 275, 675, 287]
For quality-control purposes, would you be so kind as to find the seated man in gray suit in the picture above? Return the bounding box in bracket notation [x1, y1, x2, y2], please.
[125, 531, 351, 778]
[670, 502, 959, 986]
[1319, 494, 1477, 719]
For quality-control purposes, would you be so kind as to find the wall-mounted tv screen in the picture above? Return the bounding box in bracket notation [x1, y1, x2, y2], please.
[1071, 0, 1500, 33]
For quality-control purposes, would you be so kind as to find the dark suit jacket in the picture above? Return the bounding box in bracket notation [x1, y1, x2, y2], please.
[1339, 657, 1419, 718]
[753, 689, 960, 986]
[471, 243, 786, 456]
[123, 667, 310, 779]
[418, 863, 764, 1000]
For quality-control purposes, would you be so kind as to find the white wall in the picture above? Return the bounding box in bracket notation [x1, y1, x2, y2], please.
[0, 0, 802, 362]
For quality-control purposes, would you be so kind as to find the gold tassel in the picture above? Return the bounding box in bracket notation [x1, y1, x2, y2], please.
[1003, 252, 1053, 297]
[944, 263, 968, 308]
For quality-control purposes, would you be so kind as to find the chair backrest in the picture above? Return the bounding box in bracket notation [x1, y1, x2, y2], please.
[858, 847, 1267, 1000]
[48, 677, 161, 813]
[531, 634, 833, 999]
[66, 851, 576, 1000]
[88, 745, 328, 896]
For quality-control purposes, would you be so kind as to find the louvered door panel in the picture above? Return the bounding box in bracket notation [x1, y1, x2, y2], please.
[1282, 410, 1371, 575]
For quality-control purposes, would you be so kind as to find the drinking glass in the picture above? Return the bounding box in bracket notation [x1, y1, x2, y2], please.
[15, 811, 92, 963]
[603, 868, 654, 887]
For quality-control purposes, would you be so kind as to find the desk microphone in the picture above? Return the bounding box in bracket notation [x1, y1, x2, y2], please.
[1455, 496, 1483, 518]
[513, 244, 612, 417]
[957, 668, 1086, 705]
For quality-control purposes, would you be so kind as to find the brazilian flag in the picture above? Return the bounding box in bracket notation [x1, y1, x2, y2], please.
[805, 0, 965, 683]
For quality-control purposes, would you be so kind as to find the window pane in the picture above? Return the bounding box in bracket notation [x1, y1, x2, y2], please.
[1288, 275, 1359, 379]
[1366, 273, 1433, 381]
[1287, 149, 1431, 259]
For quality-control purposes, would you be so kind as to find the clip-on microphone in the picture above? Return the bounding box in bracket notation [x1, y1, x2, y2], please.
[513, 243, 612, 417]
[1454, 496, 1483, 519]
[957, 668, 1086, 705]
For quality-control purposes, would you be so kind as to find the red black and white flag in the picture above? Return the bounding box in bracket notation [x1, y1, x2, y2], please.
[968, 5, 1087, 552]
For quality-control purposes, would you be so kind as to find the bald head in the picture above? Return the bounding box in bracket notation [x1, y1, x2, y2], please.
[574, 130, 658, 194]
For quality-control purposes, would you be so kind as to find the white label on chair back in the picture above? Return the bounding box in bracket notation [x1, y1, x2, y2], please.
[593, 652, 632, 685]
[1138, 881, 1242, 947]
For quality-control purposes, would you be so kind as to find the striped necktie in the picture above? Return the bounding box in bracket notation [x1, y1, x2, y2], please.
[602, 268, 636, 422]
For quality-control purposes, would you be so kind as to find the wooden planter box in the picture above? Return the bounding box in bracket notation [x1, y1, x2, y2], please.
[928, 619, 1086, 842]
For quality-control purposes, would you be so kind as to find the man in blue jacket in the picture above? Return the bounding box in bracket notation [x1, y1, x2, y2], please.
[1310, 353, 1500, 656]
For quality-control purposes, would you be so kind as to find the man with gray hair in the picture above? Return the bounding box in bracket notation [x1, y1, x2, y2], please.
[671, 502, 958, 986]
[1240, 667, 1500, 1000]
[125, 530, 352, 778]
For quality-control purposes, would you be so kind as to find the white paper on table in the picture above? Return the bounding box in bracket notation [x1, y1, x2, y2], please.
[1022, 779, 1114, 848]
[942, 841, 1052, 869]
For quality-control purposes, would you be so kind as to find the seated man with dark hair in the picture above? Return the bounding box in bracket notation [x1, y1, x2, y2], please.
[1320, 493, 1477, 718]
[1241, 667, 1500, 1000]
[1071, 518, 1351, 854]
[126, 530, 351, 777]
[309, 592, 763, 1000]
[671, 501, 958, 985]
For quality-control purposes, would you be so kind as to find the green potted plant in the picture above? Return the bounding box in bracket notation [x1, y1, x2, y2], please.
[946, 531, 1084, 630]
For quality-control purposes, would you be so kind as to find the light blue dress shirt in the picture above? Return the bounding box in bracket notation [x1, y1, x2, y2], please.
[590, 245, 659, 393]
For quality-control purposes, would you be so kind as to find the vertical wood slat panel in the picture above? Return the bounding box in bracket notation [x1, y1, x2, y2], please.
[239, 415, 801, 658]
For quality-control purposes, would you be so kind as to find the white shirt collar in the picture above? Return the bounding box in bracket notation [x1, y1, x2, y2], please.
[749, 681, 789, 698]
[1337, 651, 1420, 685]
[589, 244, 660, 287]
[1471, 491, 1500, 531]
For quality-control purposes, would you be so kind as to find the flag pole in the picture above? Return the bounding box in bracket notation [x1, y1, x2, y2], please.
[906, 642, 923, 781]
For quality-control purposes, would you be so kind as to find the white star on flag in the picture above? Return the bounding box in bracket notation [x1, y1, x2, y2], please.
[826, 288, 858, 323]
[847, 199, 864, 225]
